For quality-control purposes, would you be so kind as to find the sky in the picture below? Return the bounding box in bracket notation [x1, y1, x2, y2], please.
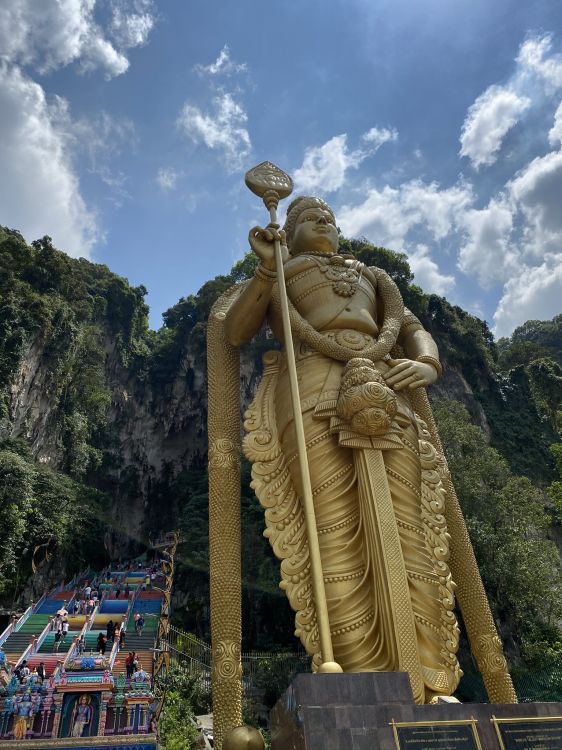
[1, 1, 562, 338]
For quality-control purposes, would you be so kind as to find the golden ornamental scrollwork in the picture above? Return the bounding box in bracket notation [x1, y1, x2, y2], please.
[473, 633, 509, 674]
[209, 438, 240, 469]
[213, 639, 242, 681]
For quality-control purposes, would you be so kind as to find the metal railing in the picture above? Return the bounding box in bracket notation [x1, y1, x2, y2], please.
[162, 625, 309, 701]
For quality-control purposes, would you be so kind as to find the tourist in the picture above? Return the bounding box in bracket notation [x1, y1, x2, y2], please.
[132, 654, 139, 673]
[115, 585, 121, 599]
[86, 598, 95, 615]
[97, 632, 107, 655]
[124, 583, 130, 598]
[134, 612, 140, 633]
[62, 619, 69, 640]
[84, 583, 91, 599]
[119, 628, 125, 649]
[53, 627, 62, 652]
[144, 574, 151, 590]
[48, 617, 55, 632]
[13, 662, 24, 682]
[73, 600, 79, 614]
[76, 636, 85, 656]
[136, 615, 144, 636]
[106, 620, 115, 643]
[37, 662, 46, 682]
[125, 652, 134, 679]
[20, 661, 30, 682]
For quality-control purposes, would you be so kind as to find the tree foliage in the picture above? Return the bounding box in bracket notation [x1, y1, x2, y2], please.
[434, 400, 562, 665]
[156, 666, 209, 750]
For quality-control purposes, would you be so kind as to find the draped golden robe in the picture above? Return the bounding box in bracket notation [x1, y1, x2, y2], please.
[242, 257, 461, 704]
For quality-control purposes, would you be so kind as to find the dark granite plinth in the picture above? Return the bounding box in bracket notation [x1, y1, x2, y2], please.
[270, 673, 562, 750]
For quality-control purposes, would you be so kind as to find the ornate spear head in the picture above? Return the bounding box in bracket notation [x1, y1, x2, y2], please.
[245, 161, 293, 212]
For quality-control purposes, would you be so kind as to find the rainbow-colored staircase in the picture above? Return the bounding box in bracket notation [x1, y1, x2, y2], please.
[0, 532, 179, 749]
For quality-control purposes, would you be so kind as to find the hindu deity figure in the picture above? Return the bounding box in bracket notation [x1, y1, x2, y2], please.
[207, 188, 516, 747]
[71, 694, 93, 737]
[12, 691, 33, 740]
[222, 197, 461, 703]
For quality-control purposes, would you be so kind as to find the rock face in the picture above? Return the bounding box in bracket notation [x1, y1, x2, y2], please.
[0, 325, 492, 542]
[0, 227, 557, 556]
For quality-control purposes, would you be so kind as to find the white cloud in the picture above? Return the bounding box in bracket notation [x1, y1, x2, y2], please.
[109, 0, 155, 49]
[459, 86, 531, 169]
[157, 167, 180, 191]
[294, 134, 363, 193]
[0, 63, 97, 256]
[458, 199, 516, 287]
[516, 34, 562, 94]
[335, 179, 474, 295]
[508, 149, 562, 257]
[408, 244, 455, 296]
[548, 101, 562, 146]
[397, 180, 472, 240]
[459, 33, 562, 170]
[361, 126, 398, 149]
[293, 127, 397, 193]
[0, 0, 156, 78]
[193, 45, 247, 77]
[493, 253, 562, 337]
[338, 185, 409, 249]
[337, 179, 472, 249]
[177, 92, 251, 173]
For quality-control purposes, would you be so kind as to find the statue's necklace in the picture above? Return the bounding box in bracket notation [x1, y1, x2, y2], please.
[302, 253, 361, 298]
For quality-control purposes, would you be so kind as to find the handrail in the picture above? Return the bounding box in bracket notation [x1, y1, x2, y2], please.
[63, 610, 92, 668]
[0, 616, 18, 647]
[14, 605, 33, 632]
[33, 618, 55, 653]
[62, 636, 79, 670]
[14, 641, 34, 669]
[108, 623, 125, 670]
[32, 589, 48, 614]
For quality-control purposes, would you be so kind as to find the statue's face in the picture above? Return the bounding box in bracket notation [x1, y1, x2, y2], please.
[291, 206, 338, 255]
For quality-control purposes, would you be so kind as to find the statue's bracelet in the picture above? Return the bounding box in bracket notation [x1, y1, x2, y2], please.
[416, 355, 443, 377]
[254, 263, 277, 283]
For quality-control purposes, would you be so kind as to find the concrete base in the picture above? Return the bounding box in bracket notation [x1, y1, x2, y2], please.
[270, 673, 562, 750]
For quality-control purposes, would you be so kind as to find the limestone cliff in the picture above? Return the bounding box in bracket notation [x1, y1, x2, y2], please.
[2, 227, 562, 659]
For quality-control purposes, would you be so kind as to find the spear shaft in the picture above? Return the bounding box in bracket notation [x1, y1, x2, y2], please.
[246, 164, 341, 673]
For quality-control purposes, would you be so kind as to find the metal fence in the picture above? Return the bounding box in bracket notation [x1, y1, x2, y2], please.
[164, 626, 562, 707]
[162, 625, 309, 705]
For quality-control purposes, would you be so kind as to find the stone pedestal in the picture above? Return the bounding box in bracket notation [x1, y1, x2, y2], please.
[270, 673, 562, 750]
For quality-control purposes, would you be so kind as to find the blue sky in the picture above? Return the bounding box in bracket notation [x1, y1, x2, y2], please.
[1, 1, 562, 337]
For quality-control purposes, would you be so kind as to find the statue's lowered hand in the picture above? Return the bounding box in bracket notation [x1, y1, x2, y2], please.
[383, 358, 438, 390]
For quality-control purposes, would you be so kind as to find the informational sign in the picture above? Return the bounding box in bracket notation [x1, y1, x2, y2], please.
[391, 719, 482, 750]
[492, 715, 562, 750]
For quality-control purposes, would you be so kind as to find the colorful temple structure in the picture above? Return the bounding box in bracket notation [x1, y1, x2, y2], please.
[0, 533, 179, 750]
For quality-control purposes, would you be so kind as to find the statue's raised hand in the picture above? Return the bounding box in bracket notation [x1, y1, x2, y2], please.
[248, 223, 288, 271]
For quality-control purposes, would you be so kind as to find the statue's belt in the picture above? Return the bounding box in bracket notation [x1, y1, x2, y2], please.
[293, 329, 384, 361]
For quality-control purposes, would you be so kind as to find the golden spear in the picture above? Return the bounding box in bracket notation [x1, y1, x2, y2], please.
[245, 161, 342, 674]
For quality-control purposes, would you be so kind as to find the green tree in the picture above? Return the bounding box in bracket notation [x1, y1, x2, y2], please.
[433, 400, 562, 664]
[0, 450, 35, 591]
[156, 666, 210, 750]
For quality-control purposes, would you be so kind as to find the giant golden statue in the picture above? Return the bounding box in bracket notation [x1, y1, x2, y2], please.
[207, 163, 516, 750]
